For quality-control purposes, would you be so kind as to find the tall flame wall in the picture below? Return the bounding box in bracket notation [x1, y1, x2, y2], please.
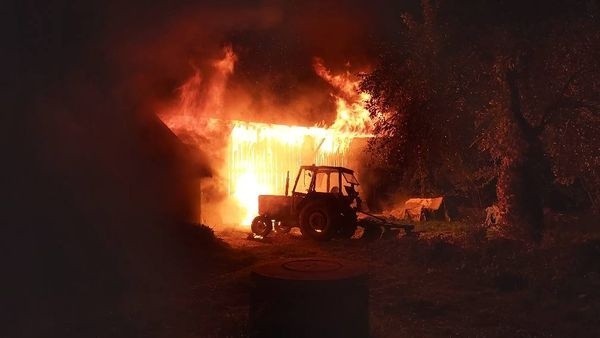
[228, 121, 354, 224]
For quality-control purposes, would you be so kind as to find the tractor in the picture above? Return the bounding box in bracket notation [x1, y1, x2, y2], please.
[251, 165, 362, 241]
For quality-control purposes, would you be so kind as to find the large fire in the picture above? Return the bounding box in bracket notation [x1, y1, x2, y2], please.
[161, 46, 372, 227]
[229, 121, 371, 224]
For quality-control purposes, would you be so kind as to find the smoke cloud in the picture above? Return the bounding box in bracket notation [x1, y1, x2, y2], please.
[105, 0, 389, 125]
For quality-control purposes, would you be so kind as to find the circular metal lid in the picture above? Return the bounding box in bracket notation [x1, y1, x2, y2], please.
[252, 257, 367, 281]
[283, 259, 343, 273]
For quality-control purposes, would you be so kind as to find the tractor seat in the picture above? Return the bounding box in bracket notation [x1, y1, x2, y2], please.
[330, 186, 340, 193]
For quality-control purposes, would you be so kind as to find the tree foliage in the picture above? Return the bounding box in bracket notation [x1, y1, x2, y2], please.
[362, 0, 600, 241]
[362, 0, 493, 204]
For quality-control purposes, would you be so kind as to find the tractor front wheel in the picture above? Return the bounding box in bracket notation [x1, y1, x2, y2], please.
[299, 203, 338, 241]
[251, 216, 272, 237]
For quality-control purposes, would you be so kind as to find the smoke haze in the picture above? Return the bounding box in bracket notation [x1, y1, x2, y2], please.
[105, 0, 403, 124]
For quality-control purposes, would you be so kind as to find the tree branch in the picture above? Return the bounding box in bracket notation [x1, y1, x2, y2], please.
[537, 97, 600, 131]
[537, 70, 583, 132]
[506, 68, 535, 136]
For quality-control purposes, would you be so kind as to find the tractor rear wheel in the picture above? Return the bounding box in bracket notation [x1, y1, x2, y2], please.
[251, 216, 272, 237]
[299, 202, 338, 241]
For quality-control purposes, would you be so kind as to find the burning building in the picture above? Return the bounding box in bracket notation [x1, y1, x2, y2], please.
[160, 46, 373, 227]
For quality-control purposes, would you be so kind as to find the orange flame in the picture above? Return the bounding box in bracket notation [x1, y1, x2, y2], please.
[313, 58, 373, 134]
[161, 47, 372, 227]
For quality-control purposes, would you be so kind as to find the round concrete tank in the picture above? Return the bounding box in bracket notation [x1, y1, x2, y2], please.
[249, 257, 369, 338]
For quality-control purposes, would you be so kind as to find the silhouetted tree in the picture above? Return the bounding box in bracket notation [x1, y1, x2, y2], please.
[362, 0, 492, 204]
[363, 0, 600, 241]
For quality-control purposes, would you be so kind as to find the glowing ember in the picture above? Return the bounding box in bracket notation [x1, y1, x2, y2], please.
[313, 58, 373, 134]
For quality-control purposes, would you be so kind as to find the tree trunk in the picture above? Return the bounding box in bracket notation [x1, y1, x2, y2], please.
[497, 69, 545, 242]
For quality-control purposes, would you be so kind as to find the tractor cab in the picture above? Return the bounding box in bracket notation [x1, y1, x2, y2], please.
[292, 165, 361, 210]
[294, 166, 359, 197]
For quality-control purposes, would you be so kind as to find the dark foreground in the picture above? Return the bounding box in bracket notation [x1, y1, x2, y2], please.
[206, 223, 600, 337]
[5, 220, 600, 338]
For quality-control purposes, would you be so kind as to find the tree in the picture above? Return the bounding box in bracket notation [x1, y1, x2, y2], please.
[361, 0, 492, 206]
[363, 0, 600, 241]
[474, 5, 600, 241]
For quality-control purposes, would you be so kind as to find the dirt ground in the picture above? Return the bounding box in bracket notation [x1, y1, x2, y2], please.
[184, 223, 600, 338]
[143, 220, 600, 337]
[9, 221, 598, 338]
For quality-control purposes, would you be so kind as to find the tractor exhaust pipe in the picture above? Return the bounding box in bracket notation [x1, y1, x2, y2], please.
[285, 171, 290, 196]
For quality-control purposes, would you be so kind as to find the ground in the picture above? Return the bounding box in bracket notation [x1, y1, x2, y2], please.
[187, 220, 600, 337]
[8, 220, 599, 337]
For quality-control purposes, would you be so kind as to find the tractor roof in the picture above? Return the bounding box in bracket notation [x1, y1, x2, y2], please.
[300, 165, 355, 175]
